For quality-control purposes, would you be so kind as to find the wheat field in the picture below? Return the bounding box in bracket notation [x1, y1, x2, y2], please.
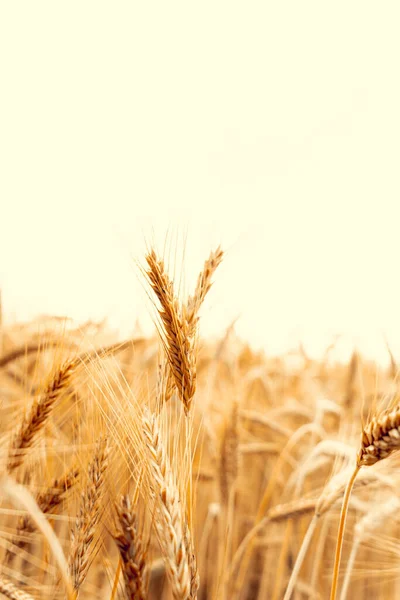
[1, 245, 400, 600]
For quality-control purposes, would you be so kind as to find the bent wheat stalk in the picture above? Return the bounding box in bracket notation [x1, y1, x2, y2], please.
[234, 422, 325, 594]
[5, 466, 79, 564]
[282, 514, 319, 600]
[0, 340, 66, 369]
[1, 475, 74, 600]
[284, 463, 364, 600]
[329, 465, 360, 600]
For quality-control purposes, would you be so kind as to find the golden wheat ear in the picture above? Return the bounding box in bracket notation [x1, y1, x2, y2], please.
[113, 494, 148, 600]
[185, 246, 224, 337]
[357, 406, 400, 465]
[0, 576, 35, 600]
[142, 408, 196, 599]
[145, 249, 196, 414]
[68, 437, 109, 594]
[7, 358, 79, 471]
[145, 246, 223, 415]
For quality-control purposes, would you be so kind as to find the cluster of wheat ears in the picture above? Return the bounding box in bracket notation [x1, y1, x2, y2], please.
[1, 245, 400, 600]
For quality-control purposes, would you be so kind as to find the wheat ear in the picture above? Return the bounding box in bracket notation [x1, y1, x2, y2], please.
[185, 246, 224, 337]
[114, 494, 147, 600]
[0, 577, 34, 600]
[329, 465, 360, 600]
[68, 438, 109, 594]
[142, 409, 195, 599]
[357, 406, 400, 465]
[145, 250, 196, 413]
[7, 359, 78, 471]
[36, 466, 80, 513]
[0, 578, 34, 600]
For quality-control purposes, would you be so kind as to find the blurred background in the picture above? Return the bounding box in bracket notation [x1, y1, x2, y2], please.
[1, 1, 400, 364]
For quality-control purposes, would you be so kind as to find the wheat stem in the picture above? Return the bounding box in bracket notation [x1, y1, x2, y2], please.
[339, 537, 360, 600]
[283, 514, 319, 600]
[330, 465, 360, 600]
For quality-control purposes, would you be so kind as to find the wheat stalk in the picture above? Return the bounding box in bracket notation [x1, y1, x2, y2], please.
[146, 246, 223, 414]
[1, 475, 74, 599]
[284, 463, 367, 600]
[219, 401, 239, 506]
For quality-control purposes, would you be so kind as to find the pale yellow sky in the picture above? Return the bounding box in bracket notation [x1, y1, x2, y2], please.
[1, 2, 400, 364]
